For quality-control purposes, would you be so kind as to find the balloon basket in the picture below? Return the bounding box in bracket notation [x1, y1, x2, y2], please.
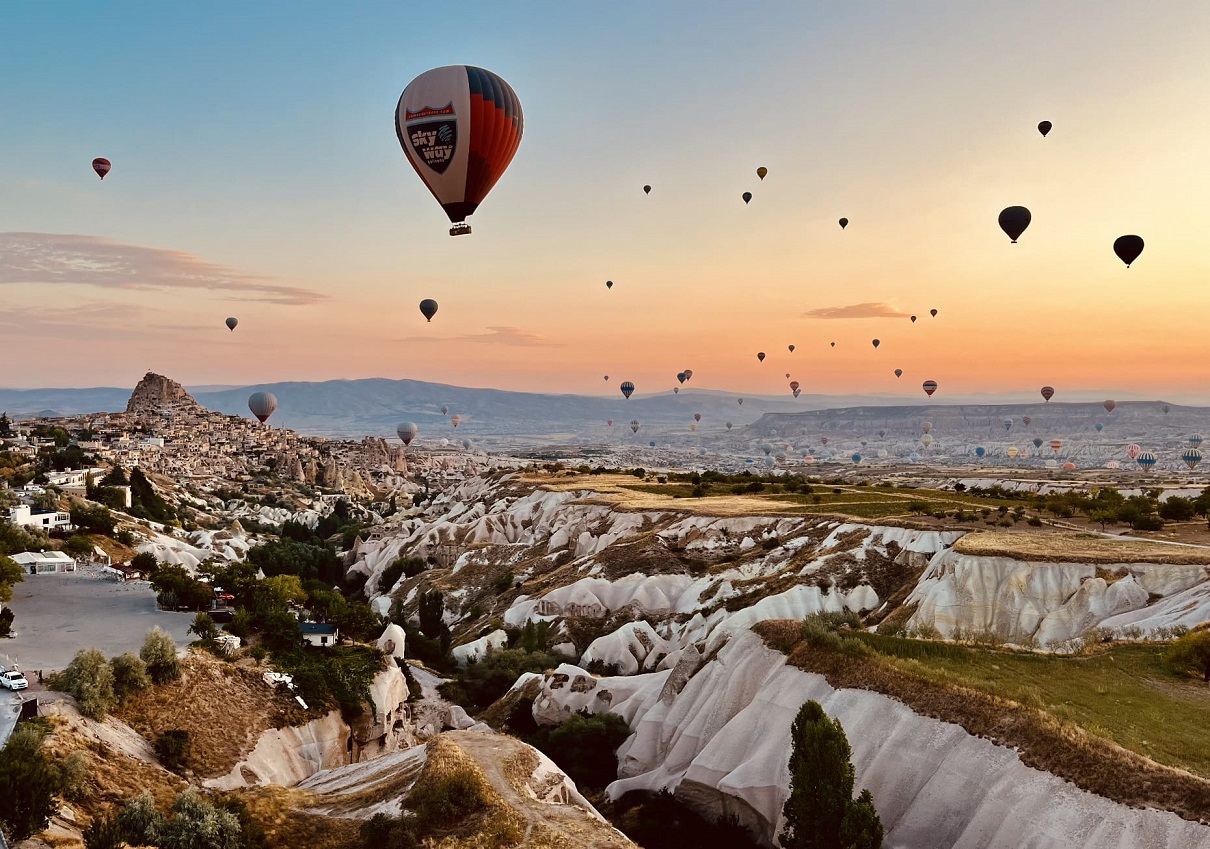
[450, 223, 472, 236]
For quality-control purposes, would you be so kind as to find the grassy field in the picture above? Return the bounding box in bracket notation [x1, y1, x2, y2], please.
[856, 635, 1210, 778]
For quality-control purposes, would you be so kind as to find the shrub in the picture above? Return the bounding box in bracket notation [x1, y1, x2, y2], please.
[155, 730, 191, 772]
[56, 751, 92, 802]
[612, 790, 761, 849]
[141, 627, 181, 685]
[444, 648, 564, 712]
[84, 810, 125, 849]
[408, 765, 488, 827]
[118, 791, 164, 847]
[1165, 630, 1210, 682]
[157, 788, 241, 849]
[0, 607, 13, 638]
[189, 612, 218, 641]
[63, 648, 117, 719]
[528, 711, 630, 790]
[0, 724, 59, 842]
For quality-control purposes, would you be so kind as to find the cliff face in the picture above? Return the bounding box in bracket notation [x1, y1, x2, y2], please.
[125, 371, 200, 416]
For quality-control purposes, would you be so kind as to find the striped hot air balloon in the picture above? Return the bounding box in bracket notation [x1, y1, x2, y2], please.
[1126, 443, 1142, 460]
[1040, 386, 1055, 402]
[1182, 448, 1202, 470]
[1136, 452, 1157, 471]
[620, 381, 635, 399]
[1049, 439, 1063, 453]
[396, 422, 418, 445]
[922, 380, 938, 396]
[630, 420, 640, 433]
[1190, 434, 1204, 447]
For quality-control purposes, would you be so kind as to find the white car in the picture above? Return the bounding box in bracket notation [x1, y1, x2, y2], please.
[0, 668, 28, 690]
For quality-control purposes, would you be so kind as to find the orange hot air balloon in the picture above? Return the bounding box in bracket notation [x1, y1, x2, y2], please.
[1050, 439, 1062, 453]
[396, 66, 523, 236]
[450, 415, 461, 428]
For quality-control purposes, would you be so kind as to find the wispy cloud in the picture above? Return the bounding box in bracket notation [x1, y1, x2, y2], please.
[0, 232, 325, 305]
[803, 302, 908, 319]
[0, 301, 209, 338]
[394, 326, 560, 347]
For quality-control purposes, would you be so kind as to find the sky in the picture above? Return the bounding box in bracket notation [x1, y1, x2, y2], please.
[2, 2, 1210, 402]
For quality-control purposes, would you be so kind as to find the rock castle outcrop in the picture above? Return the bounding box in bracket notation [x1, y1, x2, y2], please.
[125, 371, 201, 417]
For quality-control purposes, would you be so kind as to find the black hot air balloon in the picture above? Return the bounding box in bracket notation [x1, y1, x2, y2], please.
[1038, 121, 1052, 137]
[419, 299, 438, 322]
[910, 315, 917, 323]
[742, 192, 752, 204]
[643, 185, 651, 195]
[225, 317, 238, 332]
[838, 218, 848, 230]
[605, 280, 613, 289]
[1113, 235, 1144, 268]
[998, 206, 1031, 243]
[930, 309, 938, 317]
[756, 352, 765, 362]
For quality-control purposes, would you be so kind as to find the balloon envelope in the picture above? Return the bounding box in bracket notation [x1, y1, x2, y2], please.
[1103, 400, 1116, 413]
[396, 65, 523, 233]
[756, 352, 765, 362]
[225, 317, 238, 331]
[248, 391, 278, 423]
[396, 422, 418, 445]
[742, 191, 752, 204]
[922, 380, 938, 396]
[756, 167, 767, 180]
[838, 217, 848, 229]
[1037, 120, 1052, 137]
[1113, 235, 1144, 267]
[419, 299, 438, 322]
[92, 158, 111, 179]
[930, 309, 938, 317]
[1040, 386, 1055, 402]
[871, 339, 880, 348]
[894, 369, 903, 378]
[643, 185, 651, 194]
[998, 206, 1031, 243]
[620, 381, 635, 399]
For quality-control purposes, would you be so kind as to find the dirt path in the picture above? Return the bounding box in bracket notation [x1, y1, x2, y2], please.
[447, 731, 635, 848]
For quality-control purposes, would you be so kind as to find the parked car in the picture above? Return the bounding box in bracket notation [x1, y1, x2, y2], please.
[1, 667, 28, 690]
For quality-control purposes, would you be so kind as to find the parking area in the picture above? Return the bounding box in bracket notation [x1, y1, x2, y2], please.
[1, 569, 195, 677]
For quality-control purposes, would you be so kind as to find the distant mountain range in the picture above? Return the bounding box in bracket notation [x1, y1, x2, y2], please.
[0, 378, 1199, 442]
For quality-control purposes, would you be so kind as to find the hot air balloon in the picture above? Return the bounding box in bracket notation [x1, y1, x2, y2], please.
[225, 317, 238, 331]
[604, 376, 609, 381]
[725, 422, 733, 430]
[92, 158, 111, 179]
[921, 434, 934, 447]
[1050, 439, 1062, 453]
[1103, 400, 1116, 413]
[683, 369, 693, 380]
[395, 65, 523, 236]
[690, 423, 697, 431]
[605, 280, 613, 289]
[792, 388, 801, 398]
[693, 413, 702, 422]
[441, 406, 449, 415]
[851, 453, 862, 464]
[1063, 462, 1077, 470]
[419, 299, 438, 322]
[620, 381, 635, 399]
[1163, 405, 1170, 414]
[673, 387, 679, 394]
[396, 422, 418, 445]
[1126, 444, 1141, 460]
[910, 315, 917, 323]
[1022, 416, 1032, 426]
[921, 422, 933, 434]
[788, 344, 795, 353]
[930, 309, 938, 317]
[821, 437, 830, 445]
[1137, 452, 1157, 471]
[248, 391, 277, 423]
[756, 352, 765, 362]
[1006, 446, 1019, 459]
[838, 218, 848, 230]
[1095, 422, 1104, 433]
[1033, 438, 1044, 449]
[1105, 460, 1120, 469]
[1190, 434, 1204, 447]
[894, 369, 903, 378]
[878, 430, 886, 438]
[1040, 386, 1055, 402]
[643, 185, 651, 195]
[789, 381, 800, 393]
[998, 206, 1031, 243]
[922, 380, 938, 396]
[606, 419, 613, 427]
[1182, 448, 1202, 470]
[1038, 121, 1052, 137]
[742, 192, 752, 204]
[784, 373, 791, 379]
[461, 438, 472, 450]
[975, 447, 986, 458]
[871, 339, 880, 349]
[1003, 418, 1013, 431]
[830, 341, 836, 347]
[756, 167, 767, 180]
[1113, 235, 1144, 268]
[737, 398, 743, 405]
[630, 420, 640, 433]
[677, 372, 687, 384]
[450, 415, 461, 428]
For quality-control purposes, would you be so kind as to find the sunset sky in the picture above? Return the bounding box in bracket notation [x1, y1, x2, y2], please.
[2, 2, 1210, 401]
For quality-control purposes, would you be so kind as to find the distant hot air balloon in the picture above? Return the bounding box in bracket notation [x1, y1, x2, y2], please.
[1136, 451, 1157, 471]
[1040, 386, 1055, 402]
[650, 441, 657, 447]
[441, 406, 449, 415]
[1022, 416, 1032, 426]
[1105, 460, 1119, 469]
[1050, 439, 1062, 453]
[830, 341, 836, 347]
[419, 299, 439, 322]
[894, 369, 903, 378]
[851, 453, 862, 464]
[921, 422, 933, 434]
[604, 375, 609, 381]
[643, 185, 651, 195]
[683, 369, 693, 380]
[1103, 400, 1116, 413]
[450, 415, 461, 428]
[789, 381, 800, 393]
[225, 317, 238, 331]
[461, 438, 472, 450]
[975, 447, 986, 458]
[606, 419, 613, 427]
[690, 423, 697, 431]
[396, 422, 418, 445]
[922, 380, 938, 396]
[693, 413, 702, 422]
[677, 372, 687, 384]
[1182, 448, 1202, 470]
[248, 391, 277, 423]
[620, 381, 635, 399]
[673, 387, 679, 394]
[821, 437, 830, 445]
[92, 158, 111, 179]
[1163, 405, 1170, 414]
[1003, 418, 1013, 431]
[725, 422, 733, 430]
[871, 339, 880, 349]
[761, 443, 773, 456]
[998, 206, 1031, 243]
[910, 315, 917, 323]
[396, 65, 523, 236]
[1063, 462, 1077, 470]
[1038, 121, 1052, 137]
[930, 309, 938, 317]
[878, 430, 886, 438]
[1126, 443, 1141, 460]
[1113, 235, 1144, 268]
[737, 398, 743, 405]
[785, 372, 791, 379]
[756, 167, 768, 180]
[1095, 422, 1104, 433]
[742, 191, 752, 204]
[757, 352, 765, 362]
[1190, 434, 1204, 447]
[1006, 446, 1019, 459]
[921, 434, 934, 447]
[788, 344, 795, 353]
[838, 218, 848, 230]
[606, 280, 613, 289]
[1033, 438, 1044, 449]
[630, 420, 640, 433]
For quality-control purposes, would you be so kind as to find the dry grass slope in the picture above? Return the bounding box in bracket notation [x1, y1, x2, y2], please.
[954, 530, 1210, 564]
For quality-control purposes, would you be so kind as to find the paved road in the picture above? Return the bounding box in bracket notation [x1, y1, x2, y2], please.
[2, 570, 194, 676]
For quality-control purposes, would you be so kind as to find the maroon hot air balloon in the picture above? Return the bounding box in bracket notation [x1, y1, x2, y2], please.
[1040, 386, 1055, 402]
[92, 158, 111, 180]
[922, 380, 938, 397]
[396, 66, 523, 236]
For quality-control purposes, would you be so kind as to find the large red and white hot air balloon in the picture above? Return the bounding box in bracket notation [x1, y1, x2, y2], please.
[396, 66, 523, 236]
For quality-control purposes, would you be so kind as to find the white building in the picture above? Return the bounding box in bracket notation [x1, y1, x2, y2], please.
[11, 550, 77, 573]
[8, 504, 72, 532]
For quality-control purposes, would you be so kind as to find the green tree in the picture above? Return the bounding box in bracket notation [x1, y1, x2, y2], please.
[419, 590, 446, 640]
[63, 535, 96, 558]
[333, 600, 381, 643]
[529, 711, 630, 790]
[64, 648, 118, 720]
[0, 412, 11, 438]
[84, 809, 125, 849]
[1159, 497, 1195, 522]
[118, 791, 164, 847]
[130, 551, 159, 576]
[157, 788, 242, 849]
[0, 607, 13, 638]
[262, 574, 307, 606]
[110, 652, 151, 702]
[780, 700, 882, 849]
[1165, 630, 1210, 682]
[70, 504, 118, 537]
[0, 724, 61, 842]
[99, 466, 129, 487]
[0, 553, 22, 604]
[141, 627, 181, 685]
[189, 612, 218, 641]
